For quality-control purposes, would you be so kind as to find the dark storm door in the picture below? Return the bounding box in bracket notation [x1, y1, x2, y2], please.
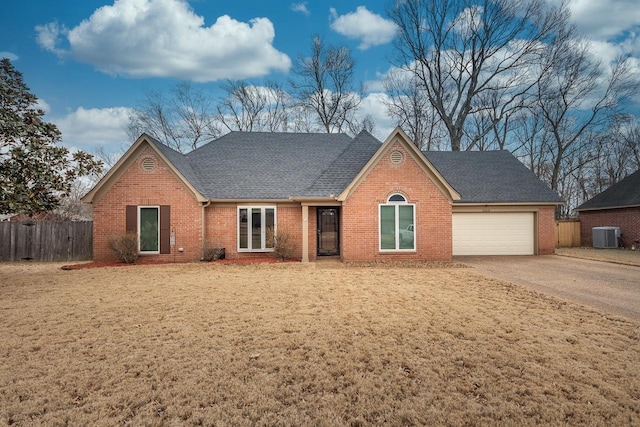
[317, 208, 340, 256]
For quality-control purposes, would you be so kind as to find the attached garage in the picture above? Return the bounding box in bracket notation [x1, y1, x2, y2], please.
[452, 212, 535, 255]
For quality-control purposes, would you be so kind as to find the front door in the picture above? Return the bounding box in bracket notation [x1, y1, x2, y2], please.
[317, 208, 340, 256]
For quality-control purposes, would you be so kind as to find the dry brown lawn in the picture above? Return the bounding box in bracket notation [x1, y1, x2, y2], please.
[1, 262, 639, 426]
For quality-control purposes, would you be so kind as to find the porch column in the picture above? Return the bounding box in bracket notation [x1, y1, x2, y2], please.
[302, 205, 309, 262]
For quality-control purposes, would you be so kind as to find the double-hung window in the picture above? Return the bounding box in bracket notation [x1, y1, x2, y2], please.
[379, 194, 415, 251]
[238, 206, 276, 251]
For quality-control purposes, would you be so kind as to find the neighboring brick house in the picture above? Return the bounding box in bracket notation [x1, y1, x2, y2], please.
[82, 128, 562, 262]
[576, 170, 640, 248]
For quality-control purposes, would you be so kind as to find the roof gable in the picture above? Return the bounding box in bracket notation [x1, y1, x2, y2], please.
[81, 134, 207, 204]
[577, 169, 640, 211]
[338, 127, 460, 202]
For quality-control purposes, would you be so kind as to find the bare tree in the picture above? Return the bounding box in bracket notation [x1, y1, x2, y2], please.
[127, 82, 221, 153]
[54, 178, 94, 220]
[618, 116, 640, 170]
[289, 105, 317, 133]
[533, 36, 637, 194]
[218, 80, 267, 132]
[347, 113, 376, 137]
[583, 115, 640, 197]
[217, 80, 289, 132]
[290, 36, 361, 133]
[383, 68, 447, 150]
[511, 28, 638, 217]
[262, 80, 290, 132]
[92, 146, 123, 179]
[388, 0, 567, 151]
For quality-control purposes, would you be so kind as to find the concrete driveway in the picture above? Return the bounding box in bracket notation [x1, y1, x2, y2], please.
[456, 255, 640, 322]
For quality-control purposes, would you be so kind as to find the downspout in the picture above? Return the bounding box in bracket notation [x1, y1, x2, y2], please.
[201, 200, 211, 260]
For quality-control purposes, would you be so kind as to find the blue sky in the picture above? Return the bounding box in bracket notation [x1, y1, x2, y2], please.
[1, 0, 639, 156]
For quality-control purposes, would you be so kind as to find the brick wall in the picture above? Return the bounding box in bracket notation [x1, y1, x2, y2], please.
[92, 147, 202, 261]
[308, 208, 318, 261]
[579, 207, 640, 247]
[537, 207, 556, 254]
[205, 203, 304, 260]
[342, 141, 453, 262]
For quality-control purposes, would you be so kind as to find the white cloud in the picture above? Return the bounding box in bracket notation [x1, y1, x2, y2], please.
[329, 6, 397, 50]
[52, 107, 133, 152]
[291, 2, 310, 16]
[0, 51, 19, 61]
[35, 0, 291, 82]
[565, 0, 640, 40]
[550, 0, 640, 65]
[358, 92, 397, 141]
[34, 22, 67, 56]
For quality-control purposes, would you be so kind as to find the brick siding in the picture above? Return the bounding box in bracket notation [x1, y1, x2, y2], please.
[537, 207, 556, 255]
[341, 141, 453, 262]
[579, 207, 640, 247]
[92, 147, 202, 262]
[205, 203, 304, 260]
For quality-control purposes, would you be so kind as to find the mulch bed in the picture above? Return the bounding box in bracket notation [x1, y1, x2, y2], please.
[62, 259, 469, 270]
[345, 260, 470, 268]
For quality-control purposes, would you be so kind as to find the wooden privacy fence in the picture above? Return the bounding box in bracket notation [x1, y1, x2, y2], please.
[0, 221, 93, 262]
[555, 220, 581, 248]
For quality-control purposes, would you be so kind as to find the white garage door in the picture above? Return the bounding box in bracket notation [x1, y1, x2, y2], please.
[453, 212, 535, 255]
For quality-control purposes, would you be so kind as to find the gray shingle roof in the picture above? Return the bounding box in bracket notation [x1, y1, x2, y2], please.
[144, 132, 561, 204]
[424, 150, 562, 204]
[576, 169, 640, 210]
[185, 131, 356, 199]
[150, 135, 204, 192]
[304, 131, 381, 197]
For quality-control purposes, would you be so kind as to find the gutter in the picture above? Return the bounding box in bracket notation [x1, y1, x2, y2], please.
[289, 196, 341, 206]
[452, 201, 563, 207]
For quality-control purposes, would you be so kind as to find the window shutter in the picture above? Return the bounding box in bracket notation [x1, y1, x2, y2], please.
[160, 205, 171, 254]
[126, 205, 137, 234]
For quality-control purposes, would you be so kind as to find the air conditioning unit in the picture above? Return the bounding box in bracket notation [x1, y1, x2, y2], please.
[592, 227, 621, 249]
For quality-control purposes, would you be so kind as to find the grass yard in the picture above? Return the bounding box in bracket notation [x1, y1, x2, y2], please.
[556, 247, 640, 266]
[1, 262, 639, 426]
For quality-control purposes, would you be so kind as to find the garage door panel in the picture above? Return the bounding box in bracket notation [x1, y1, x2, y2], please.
[453, 212, 534, 255]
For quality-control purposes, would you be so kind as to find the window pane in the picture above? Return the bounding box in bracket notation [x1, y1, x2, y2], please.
[388, 194, 406, 202]
[252, 208, 262, 249]
[239, 209, 248, 249]
[399, 205, 414, 249]
[380, 205, 396, 250]
[265, 208, 275, 249]
[140, 207, 159, 252]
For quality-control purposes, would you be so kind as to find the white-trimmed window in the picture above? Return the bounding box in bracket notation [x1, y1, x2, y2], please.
[138, 206, 160, 254]
[379, 194, 415, 251]
[238, 206, 276, 252]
